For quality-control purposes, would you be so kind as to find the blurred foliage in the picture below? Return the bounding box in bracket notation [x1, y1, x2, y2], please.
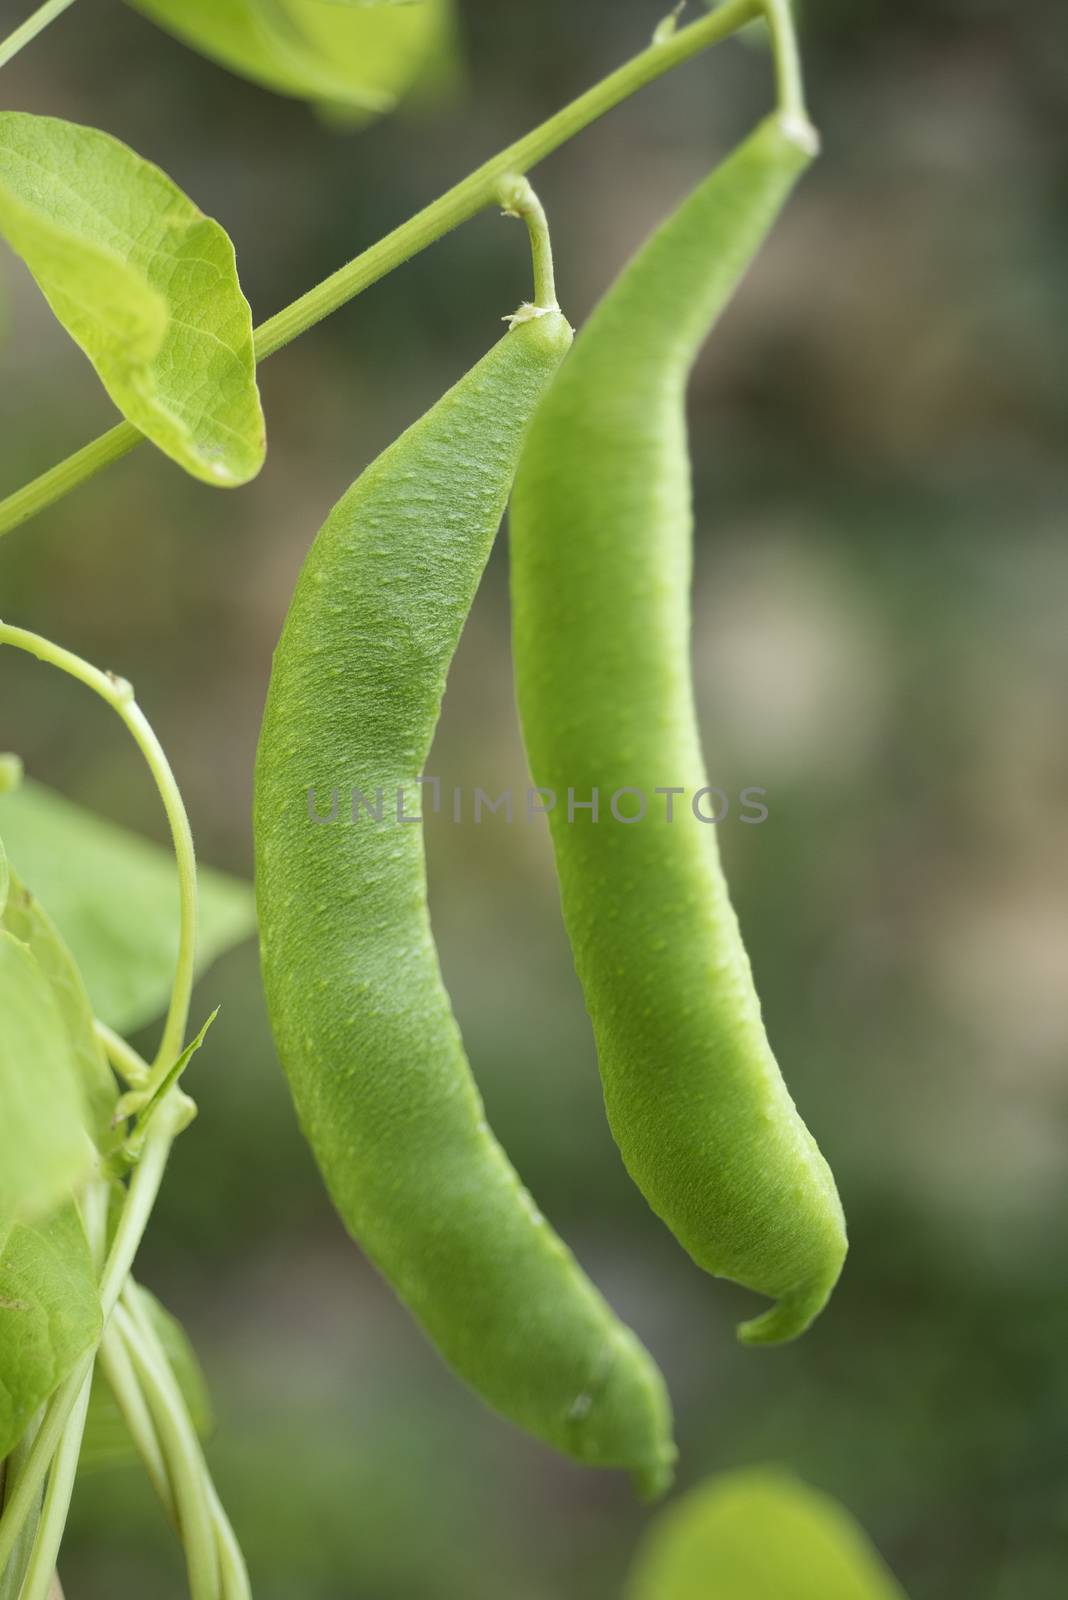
[124, 0, 458, 121]
[0, 778, 254, 1032]
[1, 0, 1066, 1595]
[625, 1469, 907, 1599]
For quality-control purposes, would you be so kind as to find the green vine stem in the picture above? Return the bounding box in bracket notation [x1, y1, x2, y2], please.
[15, 1369, 91, 1600]
[0, 0, 78, 72]
[205, 1478, 252, 1600]
[0, 1413, 43, 1600]
[0, 0, 768, 540]
[0, 1108, 180, 1573]
[13, 1184, 108, 1600]
[495, 176, 558, 315]
[763, 0, 817, 148]
[103, 1322, 250, 1598]
[0, 623, 197, 1074]
[95, 1018, 151, 1088]
[0, 617, 203, 1571]
[114, 1295, 219, 1600]
[93, 1038, 247, 1588]
[97, 1325, 175, 1517]
[120, 1284, 250, 1600]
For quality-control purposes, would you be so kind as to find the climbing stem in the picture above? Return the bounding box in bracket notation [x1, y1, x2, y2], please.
[2, 1185, 107, 1600]
[122, 1283, 250, 1598]
[0, 0, 764, 539]
[95, 1018, 152, 1088]
[14, 1370, 92, 1600]
[0, 1109, 179, 1574]
[0, 624, 197, 1072]
[0, 425, 141, 542]
[0, 0, 78, 71]
[114, 1293, 218, 1600]
[97, 1323, 175, 1518]
[762, 0, 816, 144]
[0, 1413, 43, 1600]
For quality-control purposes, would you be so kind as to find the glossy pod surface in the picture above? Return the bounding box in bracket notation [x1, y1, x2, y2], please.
[254, 311, 675, 1492]
[510, 117, 847, 1343]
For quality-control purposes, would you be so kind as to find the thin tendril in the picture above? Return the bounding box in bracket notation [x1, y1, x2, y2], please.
[0, 623, 197, 1071]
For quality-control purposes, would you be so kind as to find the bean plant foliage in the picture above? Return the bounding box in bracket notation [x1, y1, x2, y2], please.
[0, 113, 265, 483]
[0, 0, 902, 1595]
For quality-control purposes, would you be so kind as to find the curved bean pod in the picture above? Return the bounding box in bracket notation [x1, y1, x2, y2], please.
[510, 114, 847, 1344]
[254, 303, 675, 1492]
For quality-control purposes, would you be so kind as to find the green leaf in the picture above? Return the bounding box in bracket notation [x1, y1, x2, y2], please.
[81, 1286, 213, 1471]
[1, 866, 117, 1142]
[290, 0, 457, 122]
[114, 1008, 218, 1159]
[0, 779, 256, 1035]
[626, 1470, 908, 1600]
[129, 0, 367, 108]
[0, 1203, 102, 1459]
[0, 931, 91, 1224]
[0, 112, 264, 487]
[126, 0, 455, 119]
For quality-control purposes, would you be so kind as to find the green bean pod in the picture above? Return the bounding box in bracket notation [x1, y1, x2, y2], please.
[510, 115, 847, 1344]
[254, 309, 675, 1493]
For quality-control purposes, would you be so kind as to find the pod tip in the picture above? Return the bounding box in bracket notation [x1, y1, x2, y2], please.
[735, 1284, 828, 1348]
[632, 1451, 677, 1504]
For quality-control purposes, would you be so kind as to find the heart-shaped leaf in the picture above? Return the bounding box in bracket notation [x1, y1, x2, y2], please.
[0, 113, 264, 486]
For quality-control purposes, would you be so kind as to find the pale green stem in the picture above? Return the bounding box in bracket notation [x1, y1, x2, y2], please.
[494, 177, 557, 312]
[0, 0, 78, 71]
[94, 1019, 151, 1089]
[122, 1288, 250, 1599]
[0, 426, 140, 544]
[0, 624, 197, 1073]
[0, 0, 762, 539]
[96, 1326, 175, 1519]
[0, 597, 205, 1583]
[762, 0, 816, 143]
[104, 1284, 249, 1598]
[205, 1480, 251, 1600]
[14, 1185, 108, 1600]
[98, 1111, 178, 1319]
[0, 1416, 43, 1600]
[0, 1110, 178, 1573]
[14, 1380, 91, 1600]
[115, 1293, 218, 1600]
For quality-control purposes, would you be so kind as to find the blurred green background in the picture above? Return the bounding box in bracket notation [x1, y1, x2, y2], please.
[2, 0, 1067, 1595]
